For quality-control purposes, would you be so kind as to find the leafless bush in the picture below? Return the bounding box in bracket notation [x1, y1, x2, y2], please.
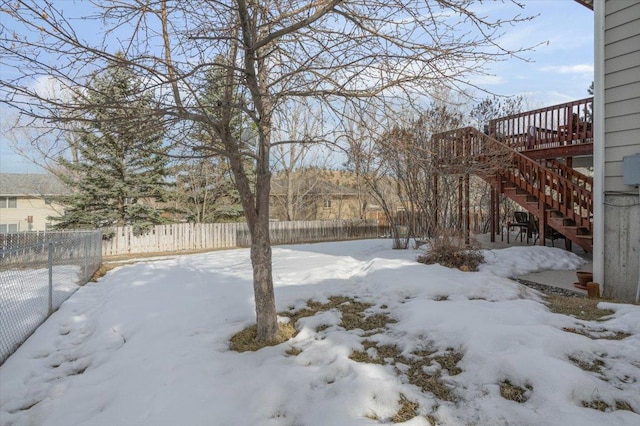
[417, 231, 484, 271]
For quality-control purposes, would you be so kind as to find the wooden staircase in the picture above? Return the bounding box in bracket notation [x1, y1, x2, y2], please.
[430, 126, 593, 252]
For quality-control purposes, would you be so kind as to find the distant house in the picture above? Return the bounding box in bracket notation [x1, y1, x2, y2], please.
[0, 173, 71, 232]
[270, 177, 364, 221]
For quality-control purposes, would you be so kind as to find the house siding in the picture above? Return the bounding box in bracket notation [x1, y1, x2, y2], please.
[601, 0, 640, 302]
[604, 0, 640, 192]
[0, 196, 64, 232]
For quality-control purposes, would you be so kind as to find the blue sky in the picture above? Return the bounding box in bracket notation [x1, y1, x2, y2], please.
[0, 0, 594, 174]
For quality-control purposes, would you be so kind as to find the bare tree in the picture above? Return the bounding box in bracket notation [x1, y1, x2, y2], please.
[270, 101, 330, 221]
[343, 103, 407, 247]
[0, 0, 536, 343]
[374, 101, 467, 248]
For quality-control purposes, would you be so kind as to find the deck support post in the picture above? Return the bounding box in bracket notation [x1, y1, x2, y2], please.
[539, 197, 546, 247]
[490, 186, 496, 242]
[458, 176, 463, 233]
[465, 174, 470, 246]
[432, 174, 439, 238]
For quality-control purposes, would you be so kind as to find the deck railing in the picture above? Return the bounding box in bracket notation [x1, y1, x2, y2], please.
[430, 127, 593, 231]
[430, 127, 514, 175]
[488, 97, 593, 152]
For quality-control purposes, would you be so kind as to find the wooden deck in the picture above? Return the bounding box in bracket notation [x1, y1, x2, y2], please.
[431, 97, 595, 251]
[488, 97, 593, 158]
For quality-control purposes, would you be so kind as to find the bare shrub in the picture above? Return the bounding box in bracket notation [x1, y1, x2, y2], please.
[417, 233, 484, 271]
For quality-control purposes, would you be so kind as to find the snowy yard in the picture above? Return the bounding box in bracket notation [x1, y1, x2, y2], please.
[1, 239, 639, 425]
[0, 265, 84, 362]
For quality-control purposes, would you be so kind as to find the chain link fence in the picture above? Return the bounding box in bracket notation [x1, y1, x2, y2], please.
[0, 231, 102, 364]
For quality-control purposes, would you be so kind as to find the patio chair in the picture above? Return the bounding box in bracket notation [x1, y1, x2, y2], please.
[507, 211, 529, 243]
[529, 218, 564, 247]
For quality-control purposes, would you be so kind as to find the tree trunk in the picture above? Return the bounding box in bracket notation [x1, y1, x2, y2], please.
[249, 213, 278, 341]
[286, 169, 294, 221]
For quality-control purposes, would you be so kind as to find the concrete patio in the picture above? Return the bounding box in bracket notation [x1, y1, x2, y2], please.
[474, 231, 592, 296]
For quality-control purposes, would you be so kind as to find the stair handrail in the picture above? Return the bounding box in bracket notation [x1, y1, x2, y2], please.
[544, 159, 593, 189]
[430, 127, 593, 232]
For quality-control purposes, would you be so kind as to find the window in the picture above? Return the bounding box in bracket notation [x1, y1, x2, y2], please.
[0, 224, 18, 233]
[323, 199, 332, 208]
[0, 197, 17, 208]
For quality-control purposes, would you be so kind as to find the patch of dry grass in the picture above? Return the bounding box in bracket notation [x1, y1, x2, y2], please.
[404, 349, 463, 402]
[350, 341, 462, 403]
[315, 324, 330, 332]
[90, 263, 120, 281]
[349, 341, 403, 365]
[103, 248, 220, 262]
[562, 326, 631, 341]
[280, 296, 395, 333]
[581, 399, 636, 413]
[426, 413, 438, 425]
[546, 294, 615, 321]
[409, 350, 462, 402]
[392, 395, 419, 423]
[582, 399, 611, 411]
[229, 322, 297, 352]
[568, 355, 605, 373]
[407, 365, 455, 402]
[615, 400, 636, 412]
[499, 380, 532, 403]
[91, 258, 171, 282]
[432, 349, 463, 376]
[285, 346, 302, 357]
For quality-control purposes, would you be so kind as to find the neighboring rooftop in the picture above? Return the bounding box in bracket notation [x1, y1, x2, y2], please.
[0, 173, 71, 196]
[575, 0, 593, 10]
[270, 178, 359, 197]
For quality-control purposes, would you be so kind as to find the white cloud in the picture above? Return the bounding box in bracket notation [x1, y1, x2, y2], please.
[30, 75, 75, 102]
[545, 91, 579, 105]
[467, 74, 506, 87]
[540, 64, 594, 74]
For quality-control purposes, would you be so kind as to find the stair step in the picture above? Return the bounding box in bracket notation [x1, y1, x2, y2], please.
[576, 234, 593, 240]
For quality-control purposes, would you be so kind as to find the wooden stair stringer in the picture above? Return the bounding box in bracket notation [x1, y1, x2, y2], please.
[493, 173, 593, 252]
[431, 126, 594, 253]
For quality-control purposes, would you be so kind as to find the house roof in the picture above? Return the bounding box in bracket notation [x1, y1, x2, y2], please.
[271, 178, 359, 197]
[575, 0, 593, 10]
[0, 173, 71, 196]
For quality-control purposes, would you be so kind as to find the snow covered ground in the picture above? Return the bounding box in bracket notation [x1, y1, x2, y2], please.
[0, 265, 84, 362]
[1, 239, 639, 426]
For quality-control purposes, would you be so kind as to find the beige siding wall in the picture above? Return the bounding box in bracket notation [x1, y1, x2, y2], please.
[0, 196, 64, 232]
[315, 197, 362, 221]
[604, 0, 640, 192]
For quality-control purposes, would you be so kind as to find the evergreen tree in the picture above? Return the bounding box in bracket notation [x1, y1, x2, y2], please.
[167, 57, 251, 223]
[53, 54, 169, 236]
[170, 156, 244, 223]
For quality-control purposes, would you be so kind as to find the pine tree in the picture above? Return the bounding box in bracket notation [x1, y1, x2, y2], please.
[171, 157, 244, 223]
[53, 54, 169, 236]
[168, 57, 250, 223]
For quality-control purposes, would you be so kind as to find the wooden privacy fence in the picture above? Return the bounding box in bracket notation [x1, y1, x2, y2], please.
[102, 220, 379, 257]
